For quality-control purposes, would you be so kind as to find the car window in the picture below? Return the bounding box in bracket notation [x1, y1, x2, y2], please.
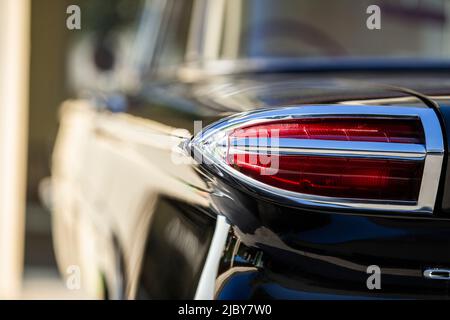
[186, 0, 450, 61]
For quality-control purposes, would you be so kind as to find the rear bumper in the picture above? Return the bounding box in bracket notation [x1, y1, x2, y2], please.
[213, 222, 450, 300]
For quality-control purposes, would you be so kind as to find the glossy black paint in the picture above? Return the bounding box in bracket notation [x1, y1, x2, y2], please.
[136, 197, 216, 299]
[216, 195, 450, 298]
[122, 71, 450, 299]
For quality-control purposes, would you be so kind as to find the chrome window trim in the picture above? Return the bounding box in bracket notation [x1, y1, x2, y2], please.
[191, 105, 444, 214]
[131, 0, 168, 80]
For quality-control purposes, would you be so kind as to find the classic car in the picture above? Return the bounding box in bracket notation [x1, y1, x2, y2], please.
[50, 0, 450, 299]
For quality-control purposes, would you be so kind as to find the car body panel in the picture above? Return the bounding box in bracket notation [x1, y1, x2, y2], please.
[52, 72, 450, 299]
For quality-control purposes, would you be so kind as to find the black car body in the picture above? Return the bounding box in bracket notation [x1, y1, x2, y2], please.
[50, 0, 450, 299]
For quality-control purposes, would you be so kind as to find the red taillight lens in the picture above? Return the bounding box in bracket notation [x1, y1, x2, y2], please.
[229, 154, 423, 201]
[229, 118, 425, 144]
[226, 117, 425, 201]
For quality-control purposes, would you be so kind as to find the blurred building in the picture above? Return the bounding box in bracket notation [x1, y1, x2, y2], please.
[25, 0, 142, 298]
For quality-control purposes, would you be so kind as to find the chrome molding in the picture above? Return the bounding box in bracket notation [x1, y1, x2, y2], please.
[230, 138, 426, 160]
[423, 269, 450, 280]
[178, 58, 450, 82]
[194, 215, 230, 300]
[191, 105, 444, 214]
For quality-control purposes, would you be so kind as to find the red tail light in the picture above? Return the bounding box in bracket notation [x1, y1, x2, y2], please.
[228, 118, 425, 144]
[191, 106, 444, 214]
[227, 118, 425, 201]
[229, 154, 423, 201]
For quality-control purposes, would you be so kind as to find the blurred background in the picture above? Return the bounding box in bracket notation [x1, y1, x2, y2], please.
[8, 0, 143, 299]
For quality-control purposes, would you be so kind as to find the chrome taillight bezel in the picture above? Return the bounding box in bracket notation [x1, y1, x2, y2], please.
[190, 105, 444, 214]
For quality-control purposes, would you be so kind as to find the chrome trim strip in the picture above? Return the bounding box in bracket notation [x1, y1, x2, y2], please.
[423, 269, 450, 280]
[178, 58, 450, 81]
[230, 138, 426, 159]
[417, 153, 443, 212]
[194, 215, 230, 300]
[191, 105, 444, 214]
